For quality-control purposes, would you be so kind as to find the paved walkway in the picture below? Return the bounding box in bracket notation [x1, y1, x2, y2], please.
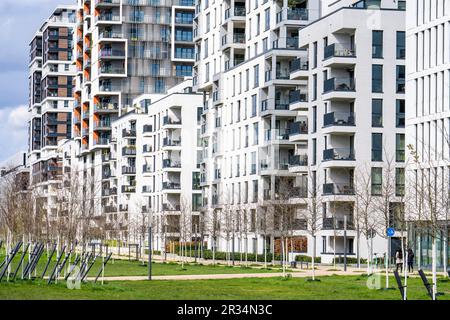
[86, 268, 369, 282]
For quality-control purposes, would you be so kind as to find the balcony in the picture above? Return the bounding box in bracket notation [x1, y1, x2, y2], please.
[143, 145, 153, 153]
[102, 187, 117, 197]
[233, 33, 245, 44]
[323, 43, 356, 68]
[94, 138, 110, 146]
[94, 102, 119, 113]
[290, 58, 309, 80]
[95, 0, 121, 7]
[162, 182, 181, 190]
[224, 6, 246, 20]
[322, 112, 356, 134]
[323, 148, 355, 162]
[289, 154, 308, 168]
[122, 166, 136, 174]
[96, 13, 121, 23]
[122, 128, 136, 137]
[99, 66, 125, 75]
[122, 185, 136, 193]
[323, 77, 356, 101]
[163, 159, 181, 169]
[289, 121, 308, 141]
[264, 128, 291, 143]
[122, 146, 136, 156]
[99, 31, 123, 39]
[261, 99, 295, 116]
[163, 203, 181, 212]
[99, 49, 126, 59]
[163, 116, 182, 126]
[163, 138, 182, 148]
[289, 90, 308, 110]
[322, 183, 355, 196]
[142, 186, 152, 193]
[323, 217, 355, 230]
[276, 7, 310, 23]
[93, 120, 111, 131]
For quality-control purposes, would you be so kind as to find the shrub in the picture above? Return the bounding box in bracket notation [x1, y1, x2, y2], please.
[332, 257, 368, 264]
[295, 255, 321, 263]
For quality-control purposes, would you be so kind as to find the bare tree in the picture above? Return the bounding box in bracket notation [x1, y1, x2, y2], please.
[298, 169, 323, 281]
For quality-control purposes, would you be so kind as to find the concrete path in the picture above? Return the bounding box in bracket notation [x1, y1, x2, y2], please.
[87, 268, 369, 282]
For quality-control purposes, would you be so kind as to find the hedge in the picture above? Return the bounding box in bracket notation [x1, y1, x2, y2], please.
[332, 257, 368, 264]
[295, 255, 321, 263]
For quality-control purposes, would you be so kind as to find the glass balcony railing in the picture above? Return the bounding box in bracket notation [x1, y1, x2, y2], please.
[289, 154, 308, 167]
[122, 166, 136, 174]
[323, 148, 355, 161]
[323, 112, 355, 127]
[289, 121, 308, 135]
[290, 58, 309, 72]
[163, 182, 181, 190]
[323, 183, 355, 196]
[289, 90, 308, 104]
[324, 43, 356, 60]
[323, 217, 355, 230]
[323, 77, 355, 93]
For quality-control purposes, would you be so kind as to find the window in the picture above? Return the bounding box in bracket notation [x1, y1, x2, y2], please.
[313, 42, 317, 68]
[396, 65, 405, 93]
[396, 134, 405, 162]
[371, 133, 382, 161]
[251, 152, 257, 174]
[371, 167, 382, 195]
[396, 31, 405, 59]
[312, 74, 317, 100]
[372, 30, 383, 58]
[252, 179, 258, 202]
[396, 100, 405, 128]
[312, 106, 317, 133]
[253, 64, 259, 87]
[251, 94, 257, 117]
[253, 122, 259, 145]
[372, 99, 383, 127]
[265, 8, 270, 31]
[154, 79, 164, 93]
[256, 14, 260, 35]
[175, 64, 192, 77]
[245, 69, 249, 91]
[395, 168, 405, 196]
[312, 138, 316, 165]
[372, 64, 383, 93]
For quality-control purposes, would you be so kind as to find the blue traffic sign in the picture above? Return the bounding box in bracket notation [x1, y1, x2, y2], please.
[386, 228, 395, 237]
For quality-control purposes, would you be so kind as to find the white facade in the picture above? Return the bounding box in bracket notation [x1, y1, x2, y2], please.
[192, 0, 407, 262]
[405, 0, 450, 267]
[103, 79, 203, 249]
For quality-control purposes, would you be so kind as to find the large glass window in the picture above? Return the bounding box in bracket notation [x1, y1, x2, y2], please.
[396, 100, 405, 128]
[396, 31, 405, 59]
[371, 167, 382, 195]
[372, 64, 383, 93]
[395, 168, 405, 196]
[396, 134, 405, 162]
[372, 99, 383, 127]
[396, 65, 405, 93]
[372, 30, 383, 58]
[253, 64, 259, 88]
[372, 133, 382, 161]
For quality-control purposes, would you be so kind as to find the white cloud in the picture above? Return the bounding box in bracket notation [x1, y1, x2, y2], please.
[0, 105, 28, 162]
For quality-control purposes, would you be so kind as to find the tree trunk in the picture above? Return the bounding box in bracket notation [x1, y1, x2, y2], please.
[432, 236, 437, 300]
[385, 237, 390, 289]
[312, 235, 316, 281]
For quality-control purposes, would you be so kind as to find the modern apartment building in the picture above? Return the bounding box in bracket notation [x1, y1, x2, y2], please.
[192, 0, 320, 257]
[405, 0, 450, 267]
[71, 0, 197, 225]
[295, 0, 407, 262]
[192, 0, 407, 262]
[27, 6, 77, 221]
[102, 79, 203, 248]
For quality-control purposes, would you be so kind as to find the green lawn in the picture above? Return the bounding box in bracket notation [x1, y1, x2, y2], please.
[0, 253, 285, 277]
[0, 276, 449, 300]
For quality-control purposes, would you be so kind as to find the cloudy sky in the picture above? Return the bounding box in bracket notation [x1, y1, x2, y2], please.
[0, 0, 73, 162]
